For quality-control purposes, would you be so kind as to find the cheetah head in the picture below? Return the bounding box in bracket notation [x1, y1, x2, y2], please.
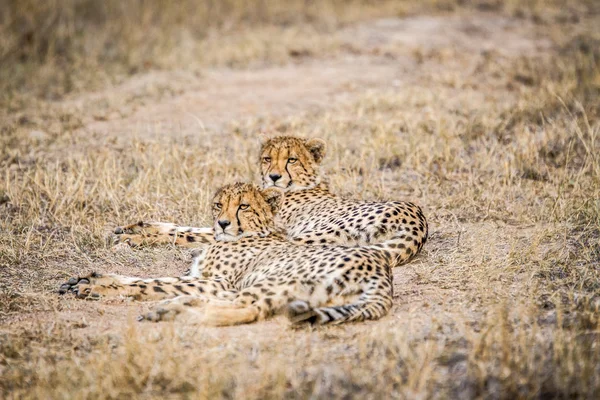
[212, 183, 283, 242]
[259, 136, 326, 191]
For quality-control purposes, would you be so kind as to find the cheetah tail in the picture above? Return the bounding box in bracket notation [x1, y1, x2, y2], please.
[287, 298, 391, 326]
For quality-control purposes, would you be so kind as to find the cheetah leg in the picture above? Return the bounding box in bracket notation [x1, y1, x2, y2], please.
[141, 299, 254, 325]
[151, 286, 238, 311]
[111, 221, 215, 249]
[287, 279, 393, 326]
[367, 202, 428, 267]
[58, 272, 233, 301]
[186, 248, 207, 277]
[198, 285, 297, 326]
[142, 298, 228, 322]
[145, 285, 295, 326]
[200, 303, 260, 326]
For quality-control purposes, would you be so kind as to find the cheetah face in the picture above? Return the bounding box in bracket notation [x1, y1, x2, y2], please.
[259, 136, 326, 191]
[212, 183, 283, 242]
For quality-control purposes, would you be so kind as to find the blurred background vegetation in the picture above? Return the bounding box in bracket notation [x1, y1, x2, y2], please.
[1, 0, 597, 103]
[1, 0, 400, 100]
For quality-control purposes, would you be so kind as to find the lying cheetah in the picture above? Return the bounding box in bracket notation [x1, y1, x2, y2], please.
[61, 183, 403, 326]
[113, 136, 427, 274]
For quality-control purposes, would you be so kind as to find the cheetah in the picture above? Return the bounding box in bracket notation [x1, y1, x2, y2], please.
[61, 183, 403, 326]
[113, 136, 427, 275]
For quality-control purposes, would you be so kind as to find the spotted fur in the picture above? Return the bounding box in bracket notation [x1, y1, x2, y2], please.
[112, 136, 428, 270]
[61, 183, 397, 326]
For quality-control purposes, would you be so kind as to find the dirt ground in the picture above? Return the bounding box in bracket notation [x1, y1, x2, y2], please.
[67, 15, 549, 141]
[1, 4, 599, 399]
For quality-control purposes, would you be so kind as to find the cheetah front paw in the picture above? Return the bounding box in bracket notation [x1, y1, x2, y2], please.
[110, 221, 178, 248]
[58, 272, 104, 300]
[139, 303, 187, 322]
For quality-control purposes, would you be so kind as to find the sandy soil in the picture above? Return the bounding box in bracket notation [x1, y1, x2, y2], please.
[66, 14, 548, 143]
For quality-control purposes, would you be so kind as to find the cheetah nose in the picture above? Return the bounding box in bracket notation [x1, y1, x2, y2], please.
[218, 220, 231, 230]
[269, 173, 282, 182]
[114, 227, 124, 234]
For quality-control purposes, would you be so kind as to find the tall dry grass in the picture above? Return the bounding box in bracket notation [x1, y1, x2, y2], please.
[2, 0, 597, 102]
[1, 0, 599, 398]
[1, 0, 408, 102]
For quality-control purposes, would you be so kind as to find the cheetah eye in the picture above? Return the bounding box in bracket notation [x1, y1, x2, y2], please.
[262, 157, 271, 163]
[214, 203, 222, 210]
[239, 204, 250, 210]
[288, 157, 298, 164]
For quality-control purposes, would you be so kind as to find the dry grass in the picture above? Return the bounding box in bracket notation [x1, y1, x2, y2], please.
[0, 0, 412, 104]
[1, 0, 600, 398]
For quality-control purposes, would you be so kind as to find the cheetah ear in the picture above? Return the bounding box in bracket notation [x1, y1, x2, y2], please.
[261, 187, 284, 214]
[304, 138, 326, 164]
[257, 128, 272, 144]
[258, 133, 275, 156]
